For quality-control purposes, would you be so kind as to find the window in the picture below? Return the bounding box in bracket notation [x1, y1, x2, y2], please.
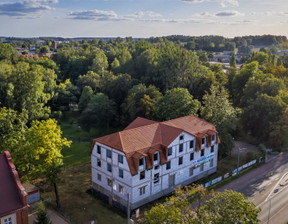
[180, 135, 184, 140]
[201, 149, 204, 157]
[189, 167, 194, 176]
[4, 218, 12, 224]
[154, 152, 159, 161]
[107, 149, 112, 158]
[119, 185, 124, 194]
[202, 138, 205, 145]
[139, 157, 144, 166]
[140, 171, 145, 180]
[97, 173, 101, 181]
[212, 134, 216, 141]
[210, 158, 214, 167]
[119, 169, 124, 178]
[107, 163, 112, 172]
[179, 143, 183, 153]
[189, 140, 194, 149]
[107, 178, 112, 187]
[118, 154, 123, 164]
[97, 145, 101, 154]
[97, 159, 101, 167]
[200, 163, 204, 172]
[166, 161, 171, 170]
[154, 165, 159, 170]
[168, 147, 172, 156]
[211, 145, 214, 153]
[179, 156, 183, 165]
[154, 173, 160, 184]
[139, 186, 146, 195]
[190, 152, 194, 161]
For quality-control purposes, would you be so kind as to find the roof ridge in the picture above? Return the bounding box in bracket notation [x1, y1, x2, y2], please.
[118, 131, 124, 151]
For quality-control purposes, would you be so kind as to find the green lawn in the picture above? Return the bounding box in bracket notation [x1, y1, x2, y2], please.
[62, 142, 91, 167]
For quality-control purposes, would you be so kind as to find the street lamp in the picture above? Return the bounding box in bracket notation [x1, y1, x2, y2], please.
[237, 144, 246, 175]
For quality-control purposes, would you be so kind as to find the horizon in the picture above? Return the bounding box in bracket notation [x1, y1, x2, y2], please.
[0, 0, 288, 38]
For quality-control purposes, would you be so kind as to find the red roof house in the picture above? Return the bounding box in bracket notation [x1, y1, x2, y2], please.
[0, 151, 28, 224]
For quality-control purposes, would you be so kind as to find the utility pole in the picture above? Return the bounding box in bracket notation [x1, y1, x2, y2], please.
[127, 193, 130, 224]
[268, 198, 271, 224]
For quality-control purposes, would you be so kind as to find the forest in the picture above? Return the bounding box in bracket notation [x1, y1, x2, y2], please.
[1, 35, 288, 188]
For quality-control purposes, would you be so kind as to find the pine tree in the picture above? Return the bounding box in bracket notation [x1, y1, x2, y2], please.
[34, 201, 52, 224]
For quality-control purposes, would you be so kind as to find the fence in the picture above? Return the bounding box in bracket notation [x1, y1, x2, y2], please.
[202, 157, 263, 188]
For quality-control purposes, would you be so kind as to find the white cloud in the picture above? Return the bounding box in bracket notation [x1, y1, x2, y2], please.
[0, 0, 57, 17]
[69, 10, 163, 21]
[181, 0, 239, 7]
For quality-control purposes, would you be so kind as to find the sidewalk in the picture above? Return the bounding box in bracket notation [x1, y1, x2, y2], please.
[29, 209, 69, 224]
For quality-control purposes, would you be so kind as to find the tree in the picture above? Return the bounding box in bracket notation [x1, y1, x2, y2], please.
[79, 93, 116, 131]
[201, 86, 238, 157]
[142, 186, 260, 224]
[155, 88, 200, 121]
[76, 70, 100, 93]
[122, 84, 162, 122]
[78, 86, 94, 112]
[0, 107, 27, 153]
[229, 52, 236, 68]
[0, 43, 18, 62]
[40, 45, 50, 54]
[269, 108, 288, 148]
[14, 119, 71, 208]
[0, 62, 56, 121]
[202, 190, 260, 224]
[34, 201, 52, 224]
[232, 61, 260, 105]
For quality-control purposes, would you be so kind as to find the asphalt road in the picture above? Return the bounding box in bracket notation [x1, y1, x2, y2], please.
[218, 151, 288, 223]
[258, 186, 288, 224]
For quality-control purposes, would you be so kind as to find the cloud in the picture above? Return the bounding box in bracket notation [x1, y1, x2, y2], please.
[215, 10, 244, 16]
[69, 10, 118, 20]
[181, 0, 239, 7]
[68, 10, 163, 21]
[0, 0, 57, 17]
[194, 10, 244, 17]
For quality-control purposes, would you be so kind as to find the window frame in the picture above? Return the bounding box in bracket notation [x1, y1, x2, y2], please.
[154, 173, 160, 184]
[139, 186, 146, 195]
[97, 145, 101, 154]
[107, 163, 112, 172]
[119, 168, 124, 178]
[118, 154, 123, 164]
[97, 173, 101, 181]
[168, 147, 172, 156]
[201, 149, 204, 157]
[97, 159, 101, 167]
[178, 156, 183, 165]
[140, 170, 145, 180]
[166, 161, 171, 170]
[190, 152, 194, 161]
[179, 143, 184, 153]
[189, 140, 194, 149]
[107, 149, 112, 159]
[211, 145, 214, 153]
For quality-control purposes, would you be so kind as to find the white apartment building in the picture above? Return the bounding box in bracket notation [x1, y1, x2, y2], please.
[90, 115, 220, 212]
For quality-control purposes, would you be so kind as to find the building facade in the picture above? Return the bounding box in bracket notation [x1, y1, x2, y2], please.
[0, 151, 29, 224]
[90, 115, 220, 212]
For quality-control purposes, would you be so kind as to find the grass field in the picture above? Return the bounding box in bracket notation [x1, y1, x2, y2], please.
[43, 164, 126, 224]
[62, 142, 91, 167]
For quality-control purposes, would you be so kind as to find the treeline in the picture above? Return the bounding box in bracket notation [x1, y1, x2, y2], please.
[1, 36, 288, 160]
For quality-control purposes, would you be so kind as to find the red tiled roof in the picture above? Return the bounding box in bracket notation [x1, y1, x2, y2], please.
[91, 115, 219, 175]
[124, 117, 157, 130]
[0, 151, 28, 217]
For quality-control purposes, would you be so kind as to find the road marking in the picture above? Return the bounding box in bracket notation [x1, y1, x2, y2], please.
[265, 172, 288, 202]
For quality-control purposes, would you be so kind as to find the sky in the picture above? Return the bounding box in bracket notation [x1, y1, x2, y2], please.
[0, 0, 288, 38]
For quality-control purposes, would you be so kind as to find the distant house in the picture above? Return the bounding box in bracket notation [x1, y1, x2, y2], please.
[90, 115, 220, 212]
[0, 151, 29, 224]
